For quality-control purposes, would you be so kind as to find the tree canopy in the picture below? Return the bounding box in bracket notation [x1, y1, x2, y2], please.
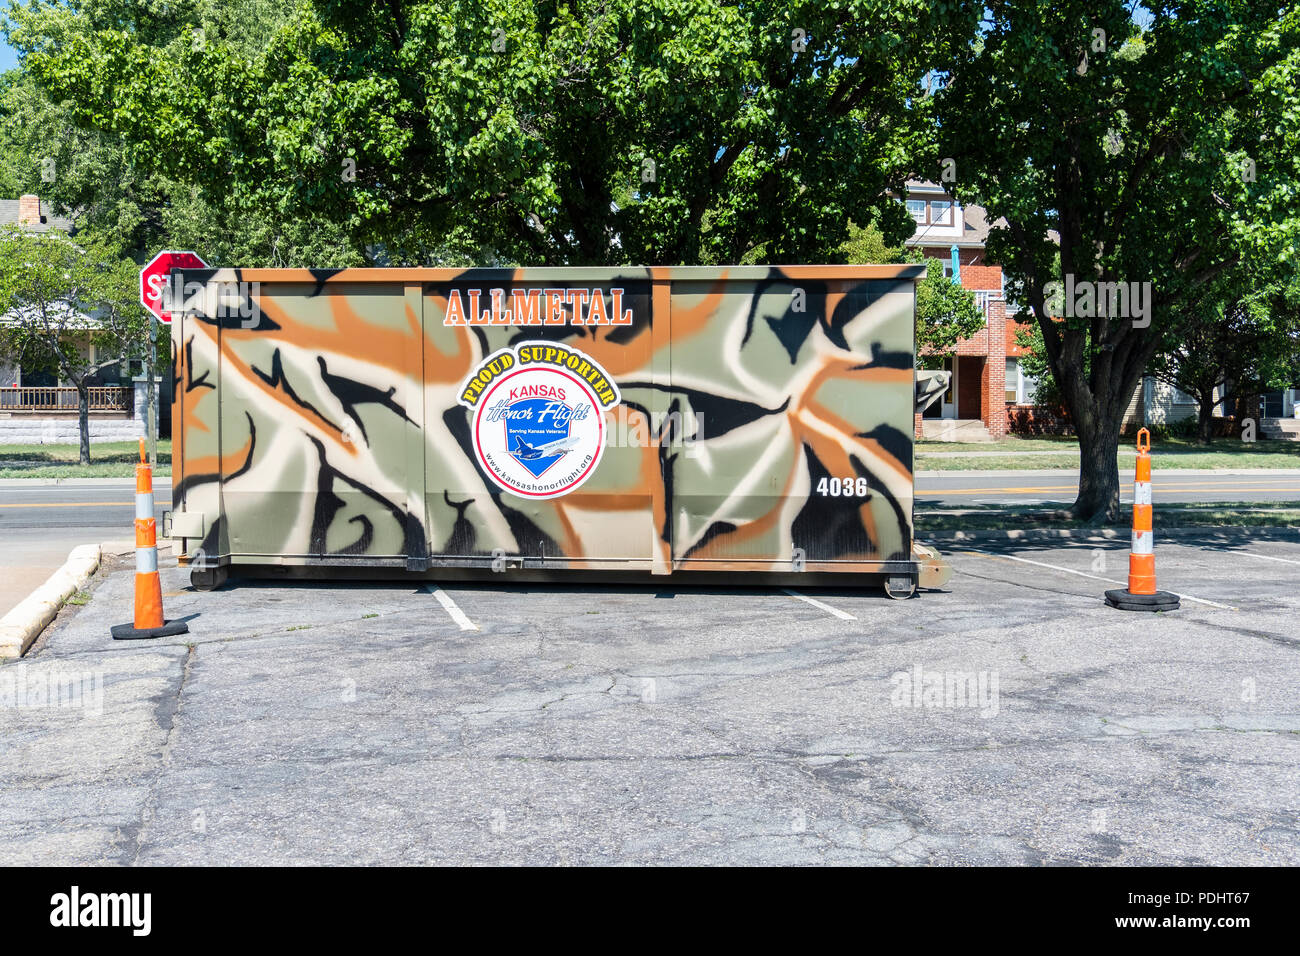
[27, 0, 984, 265]
[2, 0, 362, 266]
[1149, 270, 1300, 442]
[937, 0, 1300, 519]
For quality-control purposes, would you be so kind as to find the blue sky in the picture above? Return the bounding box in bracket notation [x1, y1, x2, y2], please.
[1, 39, 18, 73]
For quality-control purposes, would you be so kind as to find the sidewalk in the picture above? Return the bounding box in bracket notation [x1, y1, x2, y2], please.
[0, 531, 83, 618]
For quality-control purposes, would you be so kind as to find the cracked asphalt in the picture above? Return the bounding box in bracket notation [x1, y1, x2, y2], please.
[2, 532, 1298, 865]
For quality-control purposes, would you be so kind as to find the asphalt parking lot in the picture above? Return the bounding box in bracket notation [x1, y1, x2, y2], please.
[3, 533, 1298, 865]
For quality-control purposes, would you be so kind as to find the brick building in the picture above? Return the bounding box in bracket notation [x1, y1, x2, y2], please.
[901, 183, 1298, 442]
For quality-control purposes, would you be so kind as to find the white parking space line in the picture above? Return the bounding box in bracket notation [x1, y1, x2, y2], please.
[957, 549, 1237, 611]
[1211, 549, 1300, 567]
[425, 585, 478, 630]
[783, 589, 857, 620]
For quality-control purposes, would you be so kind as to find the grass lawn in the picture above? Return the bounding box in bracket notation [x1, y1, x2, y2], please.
[0, 440, 172, 479]
[916, 435, 1300, 470]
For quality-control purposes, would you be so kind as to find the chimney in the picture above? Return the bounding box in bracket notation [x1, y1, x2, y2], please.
[17, 194, 42, 227]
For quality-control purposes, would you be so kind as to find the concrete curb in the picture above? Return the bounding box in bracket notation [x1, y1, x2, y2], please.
[0, 544, 102, 659]
[920, 526, 1300, 546]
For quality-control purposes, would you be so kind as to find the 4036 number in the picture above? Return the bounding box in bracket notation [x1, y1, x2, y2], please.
[816, 476, 870, 497]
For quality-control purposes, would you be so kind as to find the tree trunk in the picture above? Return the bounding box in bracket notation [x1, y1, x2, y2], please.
[77, 386, 90, 465]
[1196, 394, 1216, 445]
[1071, 415, 1123, 524]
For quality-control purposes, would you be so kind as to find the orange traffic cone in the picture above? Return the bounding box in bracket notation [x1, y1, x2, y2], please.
[111, 440, 191, 639]
[1104, 428, 1180, 612]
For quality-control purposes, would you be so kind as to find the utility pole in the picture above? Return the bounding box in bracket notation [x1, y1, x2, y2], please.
[146, 310, 157, 472]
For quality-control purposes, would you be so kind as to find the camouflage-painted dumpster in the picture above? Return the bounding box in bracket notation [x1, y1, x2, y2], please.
[166, 265, 948, 596]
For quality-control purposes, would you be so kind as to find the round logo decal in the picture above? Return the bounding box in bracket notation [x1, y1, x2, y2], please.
[457, 342, 621, 499]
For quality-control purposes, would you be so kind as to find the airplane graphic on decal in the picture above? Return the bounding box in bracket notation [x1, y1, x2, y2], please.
[511, 436, 579, 460]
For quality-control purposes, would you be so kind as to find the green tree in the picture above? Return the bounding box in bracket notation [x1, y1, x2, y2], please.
[2, 0, 361, 267]
[837, 220, 904, 267]
[937, 0, 1300, 520]
[0, 227, 148, 463]
[1150, 276, 1300, 443]
[30, 0, 984, 266]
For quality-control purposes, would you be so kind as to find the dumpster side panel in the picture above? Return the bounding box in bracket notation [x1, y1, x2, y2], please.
[421, 272, 664, 569]
[666, 276, 914, 568]
[176, 276, 426, 566]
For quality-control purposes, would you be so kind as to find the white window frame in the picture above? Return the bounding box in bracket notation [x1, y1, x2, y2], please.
[906, 199, 926, 223]
[929, 200, 953, 226]
[1005, 359, 1037, 404]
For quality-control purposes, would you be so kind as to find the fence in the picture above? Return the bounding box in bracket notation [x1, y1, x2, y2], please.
[0, 385, 131, 413]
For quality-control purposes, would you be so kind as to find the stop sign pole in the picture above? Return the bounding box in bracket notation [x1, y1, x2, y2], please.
[148, 306, 157, 472]
[139, 251, 207, 471]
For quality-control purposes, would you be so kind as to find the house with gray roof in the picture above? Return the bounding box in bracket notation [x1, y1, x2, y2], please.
[0, 194, 75, 233]
[0, 194, 158, 443]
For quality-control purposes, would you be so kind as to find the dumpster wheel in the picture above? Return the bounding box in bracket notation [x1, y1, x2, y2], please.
[884, 574, 917, 600]
[190, 566, 229, 591]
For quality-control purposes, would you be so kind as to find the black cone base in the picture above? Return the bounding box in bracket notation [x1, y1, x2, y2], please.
[1104, 589, 1180, 612]
[111, 620, 190, 641]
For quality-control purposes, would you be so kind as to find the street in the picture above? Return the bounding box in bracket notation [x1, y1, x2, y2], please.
[3, 470, 1297, 532]
[0, 478, 170, 531]
[0, 479, 169, 617]
[916, 469, 1300, 507]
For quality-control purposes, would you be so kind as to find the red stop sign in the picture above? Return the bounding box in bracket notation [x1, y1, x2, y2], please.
[140, 250, 209, 323]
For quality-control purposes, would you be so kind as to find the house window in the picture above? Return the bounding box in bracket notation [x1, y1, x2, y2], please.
[20, 364, 56, 388]
[906, 199, 926, 223]
[1001, 271, 1021, 314]
[1005, 359, 1038, 404]
[929, 200, 953, 225]
[1023, 368, 1039, 403]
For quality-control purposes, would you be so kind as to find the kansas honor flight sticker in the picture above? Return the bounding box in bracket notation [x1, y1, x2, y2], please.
[458, 342, 621, 499]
